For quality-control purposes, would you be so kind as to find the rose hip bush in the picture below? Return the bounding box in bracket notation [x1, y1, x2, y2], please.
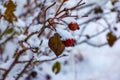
[0, 0, 120, 80]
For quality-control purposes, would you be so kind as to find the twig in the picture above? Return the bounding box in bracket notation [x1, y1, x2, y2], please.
[16, 58, 33, 80]
[2, 48, 28, 80]
[78, 24, 88, 40]
[102, 17, 112, 32]
[0, 32, 16, 45]
[77, 27, 109, 47]
[24, 31, 38, 42]
[85, 41, 108, 47]
[0, 26, 9, 39]
[55, 0, 66, 16]
[34, 54, 68, 64]
[17, 55, 68, 64]
[45, 2, 56, 13]
[0, 68, 7, 72]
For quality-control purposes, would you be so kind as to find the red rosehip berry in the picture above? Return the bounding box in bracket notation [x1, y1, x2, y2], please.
[62, 38, 76, 47]
[68, 22, 79, 31]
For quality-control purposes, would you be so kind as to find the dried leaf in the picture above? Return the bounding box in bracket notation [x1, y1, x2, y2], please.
[94, 7, 103, 14]
[106, 32, 117, 47]
[52, 61, 61, 74]
[4, 0, 17, 23]
[33, 61, 39, 65]
[4, 0, 16, 11]
[48, 33, 65, 56]
[5, 27, 14, 34]
[111, 0, 118, 5]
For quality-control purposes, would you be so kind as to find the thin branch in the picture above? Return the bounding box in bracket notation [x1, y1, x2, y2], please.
[2, 48, 29, 80]
[0, 32, 16, 45]
[79, 15, 101, 25]
[0, 26, 9, 39]
[85, 35, 120, 47]
[77, 27, 109, 46]
[55, 0, 66, 16]
[35, 54, 68, 64]
[102, 17, 112, 32]
[77, 2, 97, 10]
[79, 11, 113, 26]
[2, 61, 16, 80]
[45, 2, 56, 12]
[24, 31, 38, 42]
[69, 1, 85, 10]
[38, 25, 47, 37]
[0, 68, 7, 72]
[16, 58, 33, 80]
[85, 41, 108, 47]
[77, 24, 88, 40]
[56, 1, 85, 17]
[17, 55, 68, 64]
[89, 27, 108, 39]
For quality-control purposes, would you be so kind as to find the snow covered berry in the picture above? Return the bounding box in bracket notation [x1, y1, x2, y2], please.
[68, 22, 79, 31]
[62, 38, 76, 47]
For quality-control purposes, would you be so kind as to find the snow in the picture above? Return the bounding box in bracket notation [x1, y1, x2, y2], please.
[114, 1, 120, 11]
[13, 19, 26, 28]
[0, 0, 120, 80]
[0, 3, 5, 14]
[0, 58, 14, 69]
[51, 40, 120, 80]
[17, 34, 27, 41]
[85, 0, 109, 6]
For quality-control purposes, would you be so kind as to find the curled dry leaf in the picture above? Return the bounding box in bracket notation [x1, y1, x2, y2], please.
[4, 0, 17, 23]
[106, 32, 117, 47]
[48, 33, 65, 56]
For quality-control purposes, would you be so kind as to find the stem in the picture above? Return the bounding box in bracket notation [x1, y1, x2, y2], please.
[2, 48, 28, 80]
[16, 58, 33, 80]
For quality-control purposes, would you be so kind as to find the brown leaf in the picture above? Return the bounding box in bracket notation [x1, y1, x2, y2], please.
[94, 6, 103, 14]
[106, 32, 117, 47]
[48, 33, 65, 56]
[4, 0, 17, 23]
[4, 0, 16, 11]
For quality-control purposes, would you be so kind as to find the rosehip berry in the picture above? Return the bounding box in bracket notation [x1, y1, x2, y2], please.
[68, 22, 79, 31]
[62, 38, 76, 47]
